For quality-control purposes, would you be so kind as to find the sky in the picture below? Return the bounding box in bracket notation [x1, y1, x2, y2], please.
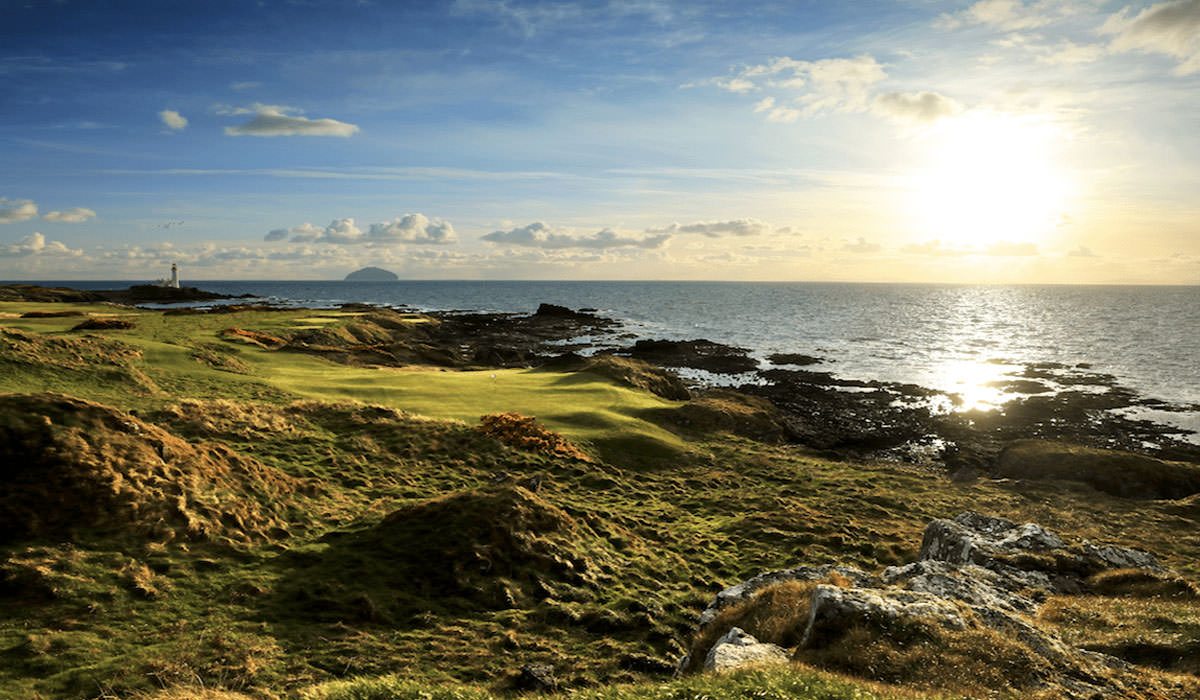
[1, 0, 1198, 283]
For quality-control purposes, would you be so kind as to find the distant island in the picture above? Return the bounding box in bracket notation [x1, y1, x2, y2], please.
[344, 266, 398, 282]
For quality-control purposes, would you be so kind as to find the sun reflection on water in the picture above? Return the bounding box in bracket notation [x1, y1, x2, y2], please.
[930, 359, 1015, 412]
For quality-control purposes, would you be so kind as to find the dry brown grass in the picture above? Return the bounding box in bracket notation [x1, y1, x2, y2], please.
[798, 622, 1054, 695]
[1088, 568, 1200, 599]
[682, 580, 819, 673]
[219, 327, 286, 350]
[0, 393, 304, 545]
[477, 412, 593, 462]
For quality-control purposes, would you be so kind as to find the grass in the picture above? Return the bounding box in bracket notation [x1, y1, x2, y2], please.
[0, 300, 1198, 699]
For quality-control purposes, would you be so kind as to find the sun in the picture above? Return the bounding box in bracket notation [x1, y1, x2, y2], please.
[907, 112, 1074, 249]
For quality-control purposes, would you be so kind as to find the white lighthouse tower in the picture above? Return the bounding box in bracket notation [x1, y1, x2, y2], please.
[156, 263, 181, 288]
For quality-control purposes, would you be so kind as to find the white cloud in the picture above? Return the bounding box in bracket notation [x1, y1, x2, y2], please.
[159, 109, 188, 131]
[936, 0, 1053, 31]
[843, 237, 882, 254]
[267, 214, 456, 245]
[1038, 40, 1105, 64]
[1, 232, 83, 257]
[872, 91, 964, 123]
[752, 96, 802, 123]
[1103, 0, 1200, 75]
[230, 81, 261, 91]
[222, 103, 359, 137]
[367, 214, 457, 244]
[648, 218, 774, 237]
[482, 222, 671, 249]
[0, 198, 38, 223]
[42, 207, 96, 223]
[714, 54, 903, 120]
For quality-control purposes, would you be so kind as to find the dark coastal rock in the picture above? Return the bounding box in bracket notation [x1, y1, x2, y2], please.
[0, 284, 104, 303]
[996, 440, 1200, 500]
[767, 353, 824, 366]
[624, 339, 759, 374]
[103, 285, 240, 303]
[534, 303, 598, 320]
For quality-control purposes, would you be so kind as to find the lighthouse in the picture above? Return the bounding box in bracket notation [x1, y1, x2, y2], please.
[169, 263, 180, 288]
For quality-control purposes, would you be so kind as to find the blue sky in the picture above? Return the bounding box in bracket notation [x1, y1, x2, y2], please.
[1, 0, 1198, 281]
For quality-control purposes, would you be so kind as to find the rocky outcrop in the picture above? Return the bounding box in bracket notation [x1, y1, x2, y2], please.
[697, 564, 877, 628]
[687, 512, 1193, 697]
[623, 339, 759, 375]
[702, 627, 789, 672]
[997, 440, 1200, 500]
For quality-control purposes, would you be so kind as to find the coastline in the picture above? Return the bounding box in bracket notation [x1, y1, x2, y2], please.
[1, 284, 1198, 699]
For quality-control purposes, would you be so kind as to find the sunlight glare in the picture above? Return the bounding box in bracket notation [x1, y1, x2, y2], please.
[908, 112, 1074, 248]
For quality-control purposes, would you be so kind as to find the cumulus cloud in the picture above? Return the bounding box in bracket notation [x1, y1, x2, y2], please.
[1037, 40, 1105, 65]
[367, 214, 457, 244]
[714, 54, 887, 118]
[0, 198, 38, 223]
[43, 207, 96, 223]
[935, 0, 1052, 31]
[221, 103, 359, 137]
[648, 218, 773, 237]
[1103, 0, 1200, 75]
[1, 232, 82, 257]
[483, 222, 671, 249]
[159, 109, 188, 131]
[873, 91, 964, 123]
[266, 215, 456, 245]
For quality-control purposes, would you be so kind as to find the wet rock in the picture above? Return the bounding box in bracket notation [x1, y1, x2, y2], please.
[624, 339, 759, 375]
[767, 353, 824, 366]
[534, 303, 598, 321]
[702, 627, 789, 672]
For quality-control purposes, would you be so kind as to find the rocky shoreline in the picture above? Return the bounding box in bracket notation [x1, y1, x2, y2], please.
[7, 283, 1198, 471]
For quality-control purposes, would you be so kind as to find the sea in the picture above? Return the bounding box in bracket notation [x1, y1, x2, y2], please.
[24, 280, 1200, 439]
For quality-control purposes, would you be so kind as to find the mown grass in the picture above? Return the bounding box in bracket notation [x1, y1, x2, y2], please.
[1, 300, 1198, 699]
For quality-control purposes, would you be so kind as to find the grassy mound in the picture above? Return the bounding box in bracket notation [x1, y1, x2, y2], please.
[284, 485, 622, 620]
[646, 390, 794, 443]
[71, 317, 135, 331]
[546, 354, 691, 400]
[0, 393, 303, 545]
[997, 440, 1200, 499]
[0, 327, 158, 396]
